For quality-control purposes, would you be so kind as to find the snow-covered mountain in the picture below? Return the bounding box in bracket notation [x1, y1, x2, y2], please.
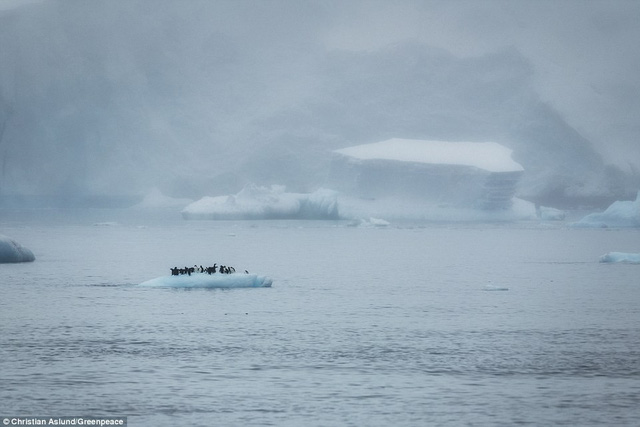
[0, 1, 636, 208]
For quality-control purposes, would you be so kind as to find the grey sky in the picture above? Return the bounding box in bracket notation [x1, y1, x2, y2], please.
[1, 0, 638, 200]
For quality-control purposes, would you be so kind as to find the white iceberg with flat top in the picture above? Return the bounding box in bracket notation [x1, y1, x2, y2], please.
[182, 184, 338, 220]
[573, 191, 640, 228]
[0, 234, 35, 263]
[334, 139, 524, 173]
[329, 138, 524, 211]
[139, 273, 273, 288]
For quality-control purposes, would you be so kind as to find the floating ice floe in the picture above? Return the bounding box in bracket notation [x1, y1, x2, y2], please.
[0, 234, 35, 263]
[347, 217, 390, 227]
[573, 191, 640, 228]
[182, 184, 338, 220]
[139, 273, 273, 288]
[599, 252, 640, 264]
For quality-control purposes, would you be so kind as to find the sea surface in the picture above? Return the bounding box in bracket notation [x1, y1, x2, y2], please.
[1, 210, 639, 426]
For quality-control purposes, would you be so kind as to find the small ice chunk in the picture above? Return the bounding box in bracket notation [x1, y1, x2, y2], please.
[599, 252, 640, 264]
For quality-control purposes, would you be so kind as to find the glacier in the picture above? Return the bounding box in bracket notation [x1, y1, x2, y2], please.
[181, 184, 339, 220]
[599, 252, 640, 264]
[573, 191, 640, 228]
[139, 273, 273, 289]
[0, 234, 35, 263]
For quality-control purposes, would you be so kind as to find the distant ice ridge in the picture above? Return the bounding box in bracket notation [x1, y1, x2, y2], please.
[182, 184, 339, 220]
[599, 252, 640, 264]
[0, 234, 35, 263]
[138, 273, 273, 288]
[573, 191, 640, 228]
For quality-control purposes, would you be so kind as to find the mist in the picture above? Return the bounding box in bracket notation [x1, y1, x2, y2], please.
[1, 0, 638, 207]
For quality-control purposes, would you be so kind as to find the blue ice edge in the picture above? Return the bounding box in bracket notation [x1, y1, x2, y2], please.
[138, 273, 273, 288]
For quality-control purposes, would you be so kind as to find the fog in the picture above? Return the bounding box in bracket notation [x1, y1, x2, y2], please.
[1, 0, 639, 207]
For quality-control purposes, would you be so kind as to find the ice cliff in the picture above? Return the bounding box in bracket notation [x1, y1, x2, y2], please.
[330, 139, 523, 210]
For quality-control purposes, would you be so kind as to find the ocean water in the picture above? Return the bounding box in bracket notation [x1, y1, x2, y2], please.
[1, 210, 640, 426]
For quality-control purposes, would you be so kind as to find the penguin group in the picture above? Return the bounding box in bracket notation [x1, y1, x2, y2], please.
[170, 263, 245, 276]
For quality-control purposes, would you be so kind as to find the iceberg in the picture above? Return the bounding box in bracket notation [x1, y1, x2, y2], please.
[182, 184, 339, 220]
[329, 139, 524, 211]
[0, 234, 35, 263]
[599, 252, 640, 264]
[573, 191, 640, 228]
[347, 217, 391, 228]
[138, 273, 273, 288]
